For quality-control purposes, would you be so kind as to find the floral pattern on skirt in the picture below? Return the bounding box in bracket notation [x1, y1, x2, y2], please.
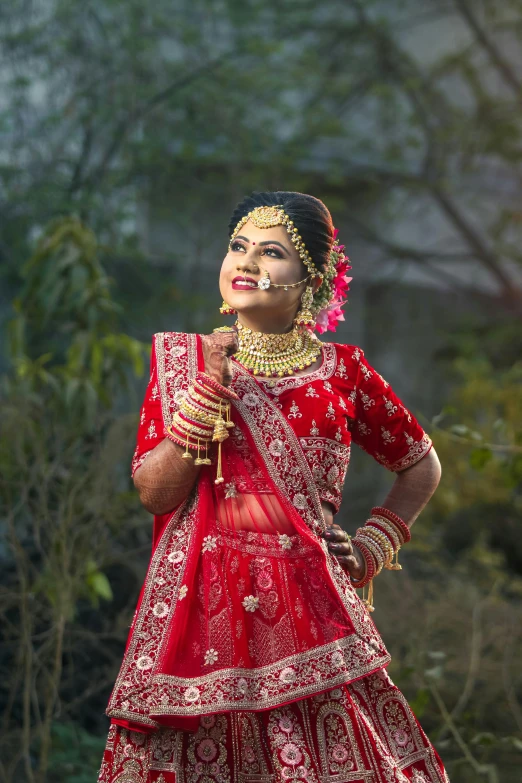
[98, 669, 449, 783]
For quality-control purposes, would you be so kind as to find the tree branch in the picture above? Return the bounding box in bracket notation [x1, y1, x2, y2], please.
[453, 0, 522, 100]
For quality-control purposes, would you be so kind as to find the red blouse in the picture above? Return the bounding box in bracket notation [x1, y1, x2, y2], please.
[132, 337, 432, 515]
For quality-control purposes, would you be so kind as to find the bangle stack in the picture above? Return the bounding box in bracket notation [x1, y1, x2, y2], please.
[350, 506, 411, 612]
[165, 372, 238, 484]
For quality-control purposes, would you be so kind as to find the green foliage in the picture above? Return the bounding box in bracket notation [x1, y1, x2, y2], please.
[47, 723, 107, 783]
[0, 217, 149, 780]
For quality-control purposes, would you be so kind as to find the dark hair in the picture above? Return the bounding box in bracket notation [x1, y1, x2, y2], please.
[228, 191, 334, 273]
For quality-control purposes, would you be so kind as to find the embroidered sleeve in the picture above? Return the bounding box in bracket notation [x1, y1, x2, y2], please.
[349, 347, 432, 472]
[131, 336, 165, 477]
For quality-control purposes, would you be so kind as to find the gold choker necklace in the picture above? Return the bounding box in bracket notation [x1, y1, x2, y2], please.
[234, 322, 322, 377]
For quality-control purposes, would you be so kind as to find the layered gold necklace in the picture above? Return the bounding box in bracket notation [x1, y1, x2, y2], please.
[234, 321, 322, 377]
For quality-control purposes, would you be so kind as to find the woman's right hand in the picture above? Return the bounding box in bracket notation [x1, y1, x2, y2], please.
[321, 523, 366, 582]
[201, 330, 239, 387]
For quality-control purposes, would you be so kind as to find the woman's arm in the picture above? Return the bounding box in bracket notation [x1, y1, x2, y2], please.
[133, 439, 201, 515]
[380, 447, 441, 526]
[323, 448, 441, 578]
[134, 331, 238, 515]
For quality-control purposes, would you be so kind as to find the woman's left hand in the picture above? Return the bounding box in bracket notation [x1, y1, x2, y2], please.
[321, 523, 365, 581]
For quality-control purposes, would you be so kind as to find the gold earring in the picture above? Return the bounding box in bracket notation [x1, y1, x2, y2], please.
[219, 301, 237, 315]
[295, 285, 315, 328]
[257, 269, 270, 290]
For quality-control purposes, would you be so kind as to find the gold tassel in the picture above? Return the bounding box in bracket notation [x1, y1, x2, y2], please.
[182, 430, 192, 460]
[363, 580, 375, 612]
[389, 546, 402, 571]
[225, 402, 234, 429]
[213, 401, 229, 484]
[215, 441, 224, 484]
[194, 438, 205, 466]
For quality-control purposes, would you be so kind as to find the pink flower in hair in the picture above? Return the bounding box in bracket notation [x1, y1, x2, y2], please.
[334, 272, 352, 301]
[312, 226, 352, 333]
[315, 308, 329, 334]
[327, 302, 346, 332]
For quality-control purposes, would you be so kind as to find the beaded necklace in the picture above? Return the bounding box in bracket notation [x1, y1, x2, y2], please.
[234, 321, 322, 377]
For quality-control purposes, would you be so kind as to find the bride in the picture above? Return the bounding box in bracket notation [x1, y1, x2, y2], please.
[98, 191, 448, 782]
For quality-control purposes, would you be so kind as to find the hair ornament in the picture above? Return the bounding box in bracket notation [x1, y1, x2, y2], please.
[314, 228, 352, 334]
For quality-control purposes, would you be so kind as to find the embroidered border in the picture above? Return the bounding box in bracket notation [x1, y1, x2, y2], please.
[298, 437, 351, 460]
[156, 331, 198, 428]
[386, 433, 432, 473]
[149, 634, 389, 715]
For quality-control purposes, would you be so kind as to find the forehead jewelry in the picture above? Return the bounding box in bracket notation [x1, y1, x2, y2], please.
[229, 205, 323, 281]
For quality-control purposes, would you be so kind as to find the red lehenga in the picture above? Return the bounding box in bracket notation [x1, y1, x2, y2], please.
[98, 333, 449, 783]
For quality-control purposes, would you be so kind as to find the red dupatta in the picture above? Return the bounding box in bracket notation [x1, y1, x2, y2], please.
[106, 332, 390, 733]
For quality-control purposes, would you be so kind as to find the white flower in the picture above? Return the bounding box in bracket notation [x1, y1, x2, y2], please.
[268, 439, 284, 457]
[152, 602, 169, 618]
[242, 393, 259, 408]
[293, 493, 306, 511]
[331, 650, 344, 668]
[278, 534, 293, 550]
[179, 585, 188, 600]
[168, 550, 184, 564]
[202, 535, 218, 553]
[279, 666, 296, 683]
[224, 481, 237, 499]
[173, 389, 186, 405]
[236, 677, 248, 693]
[204, 648, 219, 665]
[242, 595, 259, 612]
[136, 655, 153, 671]
[184, 686, 200, 703]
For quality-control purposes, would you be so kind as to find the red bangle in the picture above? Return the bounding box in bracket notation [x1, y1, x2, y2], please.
[176, 411, 213, 434]
[371, 506, 411, 543]
[164, 426, 191, 450]
[349, 540, 375, 589]
[196, 372, 239, 401]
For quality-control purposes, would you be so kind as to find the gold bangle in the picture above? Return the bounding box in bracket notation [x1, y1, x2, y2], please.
[172, 413, 213, 439]
[355, 533, 385, 575]
[190, 390, 223, 411]
[360, 527, 394, 566]
[180, 400, 217, 426]
[367, 517, 402, 550]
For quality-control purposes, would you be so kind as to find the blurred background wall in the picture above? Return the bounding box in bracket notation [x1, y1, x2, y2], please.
[1, 1, 521, 780]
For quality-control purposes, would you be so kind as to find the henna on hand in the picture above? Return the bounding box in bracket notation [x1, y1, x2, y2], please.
[134, 438, 200, 515]
[321, 523, 366, 581]
[201, 331, 238, 387]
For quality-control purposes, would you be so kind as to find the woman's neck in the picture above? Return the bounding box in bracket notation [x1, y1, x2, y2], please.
[236, 313, 295, 335]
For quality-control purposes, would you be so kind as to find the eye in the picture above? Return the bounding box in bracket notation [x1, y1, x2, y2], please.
[263, 246, 282, 258]
[230, 240, 245, 252]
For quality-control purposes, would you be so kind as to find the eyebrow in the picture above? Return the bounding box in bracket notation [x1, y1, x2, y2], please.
[235, 235, 290, 254]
